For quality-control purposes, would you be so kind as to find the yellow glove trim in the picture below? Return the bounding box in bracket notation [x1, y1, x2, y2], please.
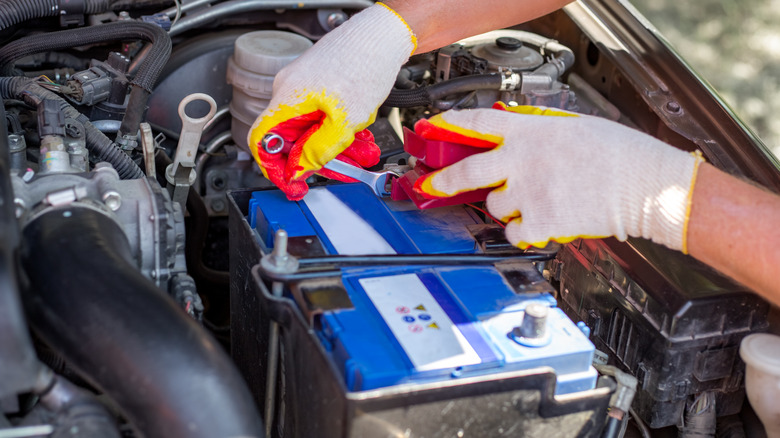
[376, 2, 418, 55]
[249, 90, 368, 180]
[427, 112, 505, 145]
[493, 102, 580, 117]
[519, 234, 611, 250]
[418, 171, 506, 197]
[499, 210, 521, 223]
[680, 150, 705, 255]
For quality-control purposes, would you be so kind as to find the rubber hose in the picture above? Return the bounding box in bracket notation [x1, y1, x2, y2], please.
[16, 51, 89, 71]
[117, 86, 150, 144]
[20, 207, 264, 438]
[384, 73, 505, 108]
[0, 21, 171, 92]
[0, 77, 144, 179]
[0, 0, 109, 31]
[394, 68, 416, 90]
[600, 417, 621, 438]
[168, 0, 374, 37]
[0, 21, 172, 143]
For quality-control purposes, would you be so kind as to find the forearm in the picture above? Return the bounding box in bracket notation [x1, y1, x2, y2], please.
[384, 0, 573, 53]
[687, 163, 780, 307]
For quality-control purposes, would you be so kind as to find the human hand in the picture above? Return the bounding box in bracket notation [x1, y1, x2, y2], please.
[414, 105, 704, 251]
[248, 3, 417, 200]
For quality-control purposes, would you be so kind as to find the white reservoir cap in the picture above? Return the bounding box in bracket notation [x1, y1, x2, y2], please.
[233, 30, 312, 75]
[741, 333, 780, 438]
[741, 333, 780, 376]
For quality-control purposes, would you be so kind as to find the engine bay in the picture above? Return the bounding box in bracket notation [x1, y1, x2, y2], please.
[0, 1, 777, 437]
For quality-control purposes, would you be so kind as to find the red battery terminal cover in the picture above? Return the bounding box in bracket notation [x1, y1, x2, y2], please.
[391, 127, 493, 209]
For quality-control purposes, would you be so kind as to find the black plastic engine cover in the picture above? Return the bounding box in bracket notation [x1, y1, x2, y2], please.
[553, 237, 769, 428]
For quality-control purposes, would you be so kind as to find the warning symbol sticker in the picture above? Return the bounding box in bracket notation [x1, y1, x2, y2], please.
[358, 274, 480, 371]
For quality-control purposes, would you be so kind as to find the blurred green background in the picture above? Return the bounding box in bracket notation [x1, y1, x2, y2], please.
[630, 0, 780, 158]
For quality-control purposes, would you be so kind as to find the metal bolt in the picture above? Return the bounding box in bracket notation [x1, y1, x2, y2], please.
[14, 198, 25, 218]
[511, 302, 552, 347]
[326, 12, 347, 30]
[8, 134, 25, 152]
[261, 228, 298, 438]
[210, 198, 226, 213]
[271, 230, 289, 264]
[94, 162, 113, 172]
[514, 303, 549, 339]
[209, 172, 227, 191]
[260, 229, 300, 275]
[102, 191, 122, 211]
[665, 101, 681, 114]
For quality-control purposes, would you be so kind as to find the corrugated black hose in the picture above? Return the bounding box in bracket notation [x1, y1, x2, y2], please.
[0, 0, 110, 31]
[383, 73, 506, 108]
[0, 77, 144, 178]
[0, 21, 172, 145]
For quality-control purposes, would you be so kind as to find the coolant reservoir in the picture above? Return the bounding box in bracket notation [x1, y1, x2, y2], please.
[740, 333, 780, 438]
[226, 31, 312, 152]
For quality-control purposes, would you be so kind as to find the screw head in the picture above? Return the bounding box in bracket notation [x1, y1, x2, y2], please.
[326, 12, 347, 30]
[8, 134, 25, 152]
[209, 172, 228, 191]
[210, 198, 226, 212]
[665, 101, 682, 114]
[102, 191, 122, 211]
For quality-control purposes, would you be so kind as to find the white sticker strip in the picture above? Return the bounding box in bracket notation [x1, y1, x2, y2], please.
[303, 188, 396, 255]
[359, 274, 481, 371]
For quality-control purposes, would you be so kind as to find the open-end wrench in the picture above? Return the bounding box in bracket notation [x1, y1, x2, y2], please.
[321, 158, 398, 197]
[261, 133, 399, 197]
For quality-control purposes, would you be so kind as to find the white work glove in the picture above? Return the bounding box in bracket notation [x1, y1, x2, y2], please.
[248, 2, 417, 200]
[415, 106, 705, 252]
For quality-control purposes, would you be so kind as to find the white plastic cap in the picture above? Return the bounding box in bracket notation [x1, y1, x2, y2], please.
[741, 333, 780, 377]
[232, 30, 312, 75]
[741, 333, 780, 438]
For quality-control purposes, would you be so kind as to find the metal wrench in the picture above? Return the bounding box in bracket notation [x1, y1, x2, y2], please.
[261, 133, 399, 197]
[165, 93, 217, 207]
[321, 159, 398, 197]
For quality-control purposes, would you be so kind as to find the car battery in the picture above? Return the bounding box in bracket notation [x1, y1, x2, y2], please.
[229, 184, 615, 438]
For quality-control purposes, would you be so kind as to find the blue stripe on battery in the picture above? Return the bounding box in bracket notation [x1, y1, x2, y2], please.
[296, 195, 339, 254]
[318, 185, 419, 254]
[417, 273, 498, 364]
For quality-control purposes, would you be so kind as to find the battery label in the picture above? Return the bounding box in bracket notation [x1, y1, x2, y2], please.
[359, 274, 481, 371]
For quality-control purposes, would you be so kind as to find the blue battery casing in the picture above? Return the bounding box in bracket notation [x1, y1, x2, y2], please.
[250, 184, 597, 395]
